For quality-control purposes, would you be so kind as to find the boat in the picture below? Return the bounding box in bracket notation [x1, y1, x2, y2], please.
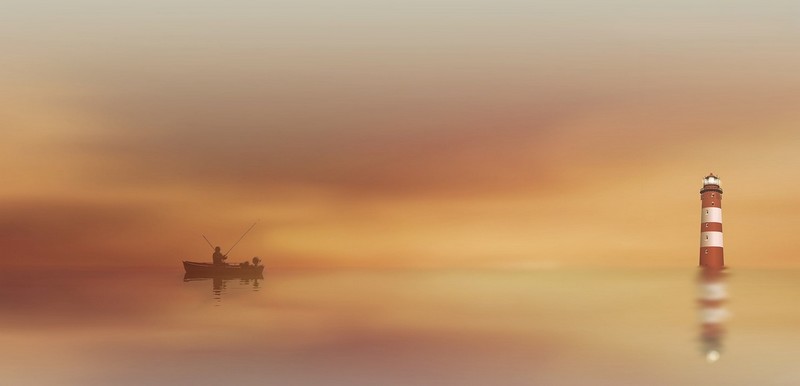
[182, 261, 264, 278]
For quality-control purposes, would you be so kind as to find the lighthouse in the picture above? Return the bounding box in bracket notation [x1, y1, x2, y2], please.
[700, 173, 724, 269]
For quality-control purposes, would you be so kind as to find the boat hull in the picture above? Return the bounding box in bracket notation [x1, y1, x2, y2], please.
[183, 261, 264, 278]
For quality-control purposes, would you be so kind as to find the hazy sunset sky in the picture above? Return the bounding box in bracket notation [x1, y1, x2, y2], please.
[2, 0, 799, 268]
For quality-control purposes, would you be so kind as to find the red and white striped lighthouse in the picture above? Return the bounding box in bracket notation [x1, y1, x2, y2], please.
[700, 173, 724, 269]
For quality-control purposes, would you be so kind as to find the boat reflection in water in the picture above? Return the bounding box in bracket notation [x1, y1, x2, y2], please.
[697, 268, 730, 363]
[183, 272, 263, 303]
[182, 256, 265, 302]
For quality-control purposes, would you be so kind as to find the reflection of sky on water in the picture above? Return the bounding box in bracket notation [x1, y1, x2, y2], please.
[1, 268, 799, 385]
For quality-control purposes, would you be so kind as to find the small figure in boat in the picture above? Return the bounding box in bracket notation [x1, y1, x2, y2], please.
[238, 257, 262, 269]
[212, 246, 228, 265]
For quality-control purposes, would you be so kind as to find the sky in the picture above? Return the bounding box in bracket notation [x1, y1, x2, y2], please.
[2, 0, 800, 269]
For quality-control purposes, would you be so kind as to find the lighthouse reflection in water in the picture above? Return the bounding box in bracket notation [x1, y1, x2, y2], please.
[697, 268, 730, 363]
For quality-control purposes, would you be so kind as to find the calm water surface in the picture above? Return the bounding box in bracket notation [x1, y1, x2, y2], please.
[1, 268, 798, 385]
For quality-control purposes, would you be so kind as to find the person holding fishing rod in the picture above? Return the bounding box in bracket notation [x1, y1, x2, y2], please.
[205, 222, 258, 266]
[212, 246, 228, 266]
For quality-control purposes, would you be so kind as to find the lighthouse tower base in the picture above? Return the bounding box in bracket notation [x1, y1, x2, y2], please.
[700, 247, 724, 269]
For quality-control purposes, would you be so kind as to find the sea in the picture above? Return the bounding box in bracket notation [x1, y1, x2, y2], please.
[1, 268, 798, 385]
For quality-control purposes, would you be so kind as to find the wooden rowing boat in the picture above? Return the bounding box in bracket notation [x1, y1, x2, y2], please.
[182, 261, 264, 277]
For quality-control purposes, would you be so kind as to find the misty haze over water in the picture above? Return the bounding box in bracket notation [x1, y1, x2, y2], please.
[1, 267, 798, 385]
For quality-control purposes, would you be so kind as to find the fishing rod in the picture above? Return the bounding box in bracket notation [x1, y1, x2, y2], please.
[224, 221, 258, 256]
[202, 235, 215, 251]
